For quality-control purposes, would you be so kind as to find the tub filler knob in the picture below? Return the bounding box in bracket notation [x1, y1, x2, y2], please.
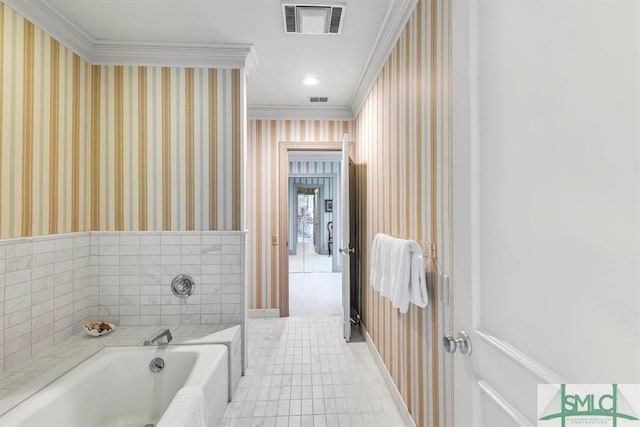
[171, 274, 195, 298]
[149, 357, 165, 373]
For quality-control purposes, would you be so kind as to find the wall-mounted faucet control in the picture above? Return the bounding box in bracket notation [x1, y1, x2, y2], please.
[171, 274, 195, 298]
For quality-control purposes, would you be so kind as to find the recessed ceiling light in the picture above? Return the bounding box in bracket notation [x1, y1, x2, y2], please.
[301, 76, 320, 86]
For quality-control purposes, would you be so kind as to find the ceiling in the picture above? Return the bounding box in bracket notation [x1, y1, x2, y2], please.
[6, 0, 416, 118]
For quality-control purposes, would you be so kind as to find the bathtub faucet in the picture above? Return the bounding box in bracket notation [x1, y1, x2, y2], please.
[144, 328, 173, 346]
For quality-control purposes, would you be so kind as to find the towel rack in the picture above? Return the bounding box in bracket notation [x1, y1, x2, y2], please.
[387, 235, 441, 274]
[387, 236, 436, 257]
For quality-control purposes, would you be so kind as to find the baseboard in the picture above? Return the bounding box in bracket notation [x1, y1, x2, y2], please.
[362, 325, 418, 427]
[248, 308, 281, 318]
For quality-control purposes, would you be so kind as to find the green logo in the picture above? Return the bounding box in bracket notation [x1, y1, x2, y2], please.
[539, 384, 639, 427]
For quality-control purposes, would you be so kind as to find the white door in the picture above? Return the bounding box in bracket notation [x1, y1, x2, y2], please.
[340, 133, 352, 341]
[448, 1, 640, 426]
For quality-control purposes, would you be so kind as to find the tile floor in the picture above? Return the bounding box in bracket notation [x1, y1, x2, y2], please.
[220, 316, 405, 427]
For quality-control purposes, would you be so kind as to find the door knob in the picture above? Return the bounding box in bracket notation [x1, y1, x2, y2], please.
[443, 331, 472, 356]
[339, 247, 355, 254]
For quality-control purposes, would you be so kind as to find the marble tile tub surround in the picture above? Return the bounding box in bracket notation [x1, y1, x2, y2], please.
[89, 231, 245, 327]
[0, 230, 246, 372]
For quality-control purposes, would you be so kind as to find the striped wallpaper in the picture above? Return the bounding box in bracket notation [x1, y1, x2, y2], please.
[354, 1, 451, 426]
[247, 120, 354, 309]
[289, 160, 340, 175]
[89, 66, 242, 232]
[0, 3, 91, 239]
[0, 3, 243, 239]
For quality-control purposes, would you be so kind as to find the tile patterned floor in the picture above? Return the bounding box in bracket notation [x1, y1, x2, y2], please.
[220, 316, 405, 427]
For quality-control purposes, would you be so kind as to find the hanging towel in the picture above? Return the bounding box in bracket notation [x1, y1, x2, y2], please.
[370, 234, 384, 292]
[388, 238, 410, 310]
[370, 233, 394, 296]
[370, 234, 429, 313]
[409, 253, 429, 309]
[157, 386, 210, 427]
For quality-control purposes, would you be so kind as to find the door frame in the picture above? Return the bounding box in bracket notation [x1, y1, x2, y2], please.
[278, 141, 344, 317]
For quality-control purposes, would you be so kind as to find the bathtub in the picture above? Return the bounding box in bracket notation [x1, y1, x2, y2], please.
[0, 344, 229, 427]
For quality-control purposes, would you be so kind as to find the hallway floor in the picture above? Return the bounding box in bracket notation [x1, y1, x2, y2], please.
[220, 317, 405, 427]
[289, 273, 342, 317]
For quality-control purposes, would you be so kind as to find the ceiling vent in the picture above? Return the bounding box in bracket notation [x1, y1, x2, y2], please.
[308, 96, 329, 103]
[283, 3, 345, 35]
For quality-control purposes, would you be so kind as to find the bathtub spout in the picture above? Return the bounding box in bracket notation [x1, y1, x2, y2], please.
[144, 329, 173, 346]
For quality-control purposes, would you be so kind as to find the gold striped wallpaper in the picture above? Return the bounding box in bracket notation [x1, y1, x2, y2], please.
[0, 4, 91, 239]
[247, 119, 354, 309]
[0, 3, 244, 239]
[354, 1, 451, 426]
[89, 65, 242, 232]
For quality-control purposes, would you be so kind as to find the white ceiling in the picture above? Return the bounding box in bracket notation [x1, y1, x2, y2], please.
[7, 0, 416, 118]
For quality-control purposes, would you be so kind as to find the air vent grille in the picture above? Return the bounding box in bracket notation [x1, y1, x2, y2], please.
[284, 5, 296, 32]
[282, 3, 345, 35]
[308, 97, 329, 103]
[329, 7, 342, 33]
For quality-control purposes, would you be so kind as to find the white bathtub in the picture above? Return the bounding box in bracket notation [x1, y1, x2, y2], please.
[0, 344, 229, 427]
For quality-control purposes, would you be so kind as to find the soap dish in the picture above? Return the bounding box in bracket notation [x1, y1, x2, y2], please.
[83, 321, 115, 337]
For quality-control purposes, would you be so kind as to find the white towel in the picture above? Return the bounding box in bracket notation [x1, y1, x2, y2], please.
[379, 235, 396, 298]
[157, 386, 210, 427]
[370, 234, 429, 313]
[370, 233, 393, 296]
[409, 253, 429, 309]
[370, 234, 383, 292]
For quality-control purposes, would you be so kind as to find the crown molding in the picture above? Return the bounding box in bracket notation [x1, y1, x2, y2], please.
[348, 0, 418, 116]
[91, 41, 259, 69]
[3, 0, 94, 60]
[3, 0, 259, 70]
[248, 105, 354, 121]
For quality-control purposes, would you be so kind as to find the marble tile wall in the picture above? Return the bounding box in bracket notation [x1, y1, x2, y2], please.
[0, 233, 91, 371]
[90, 231, 245, 327]
[0, 231, 246, 372]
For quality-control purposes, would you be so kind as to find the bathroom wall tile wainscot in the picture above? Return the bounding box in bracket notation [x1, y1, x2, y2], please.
[0, 230, 246, 374]
[89, 231, 246, 327]
[0, 233, 92, 371]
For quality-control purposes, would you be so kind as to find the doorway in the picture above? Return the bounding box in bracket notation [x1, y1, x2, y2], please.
[287, 153, 342, 317]
[289, 180, 336, 273]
